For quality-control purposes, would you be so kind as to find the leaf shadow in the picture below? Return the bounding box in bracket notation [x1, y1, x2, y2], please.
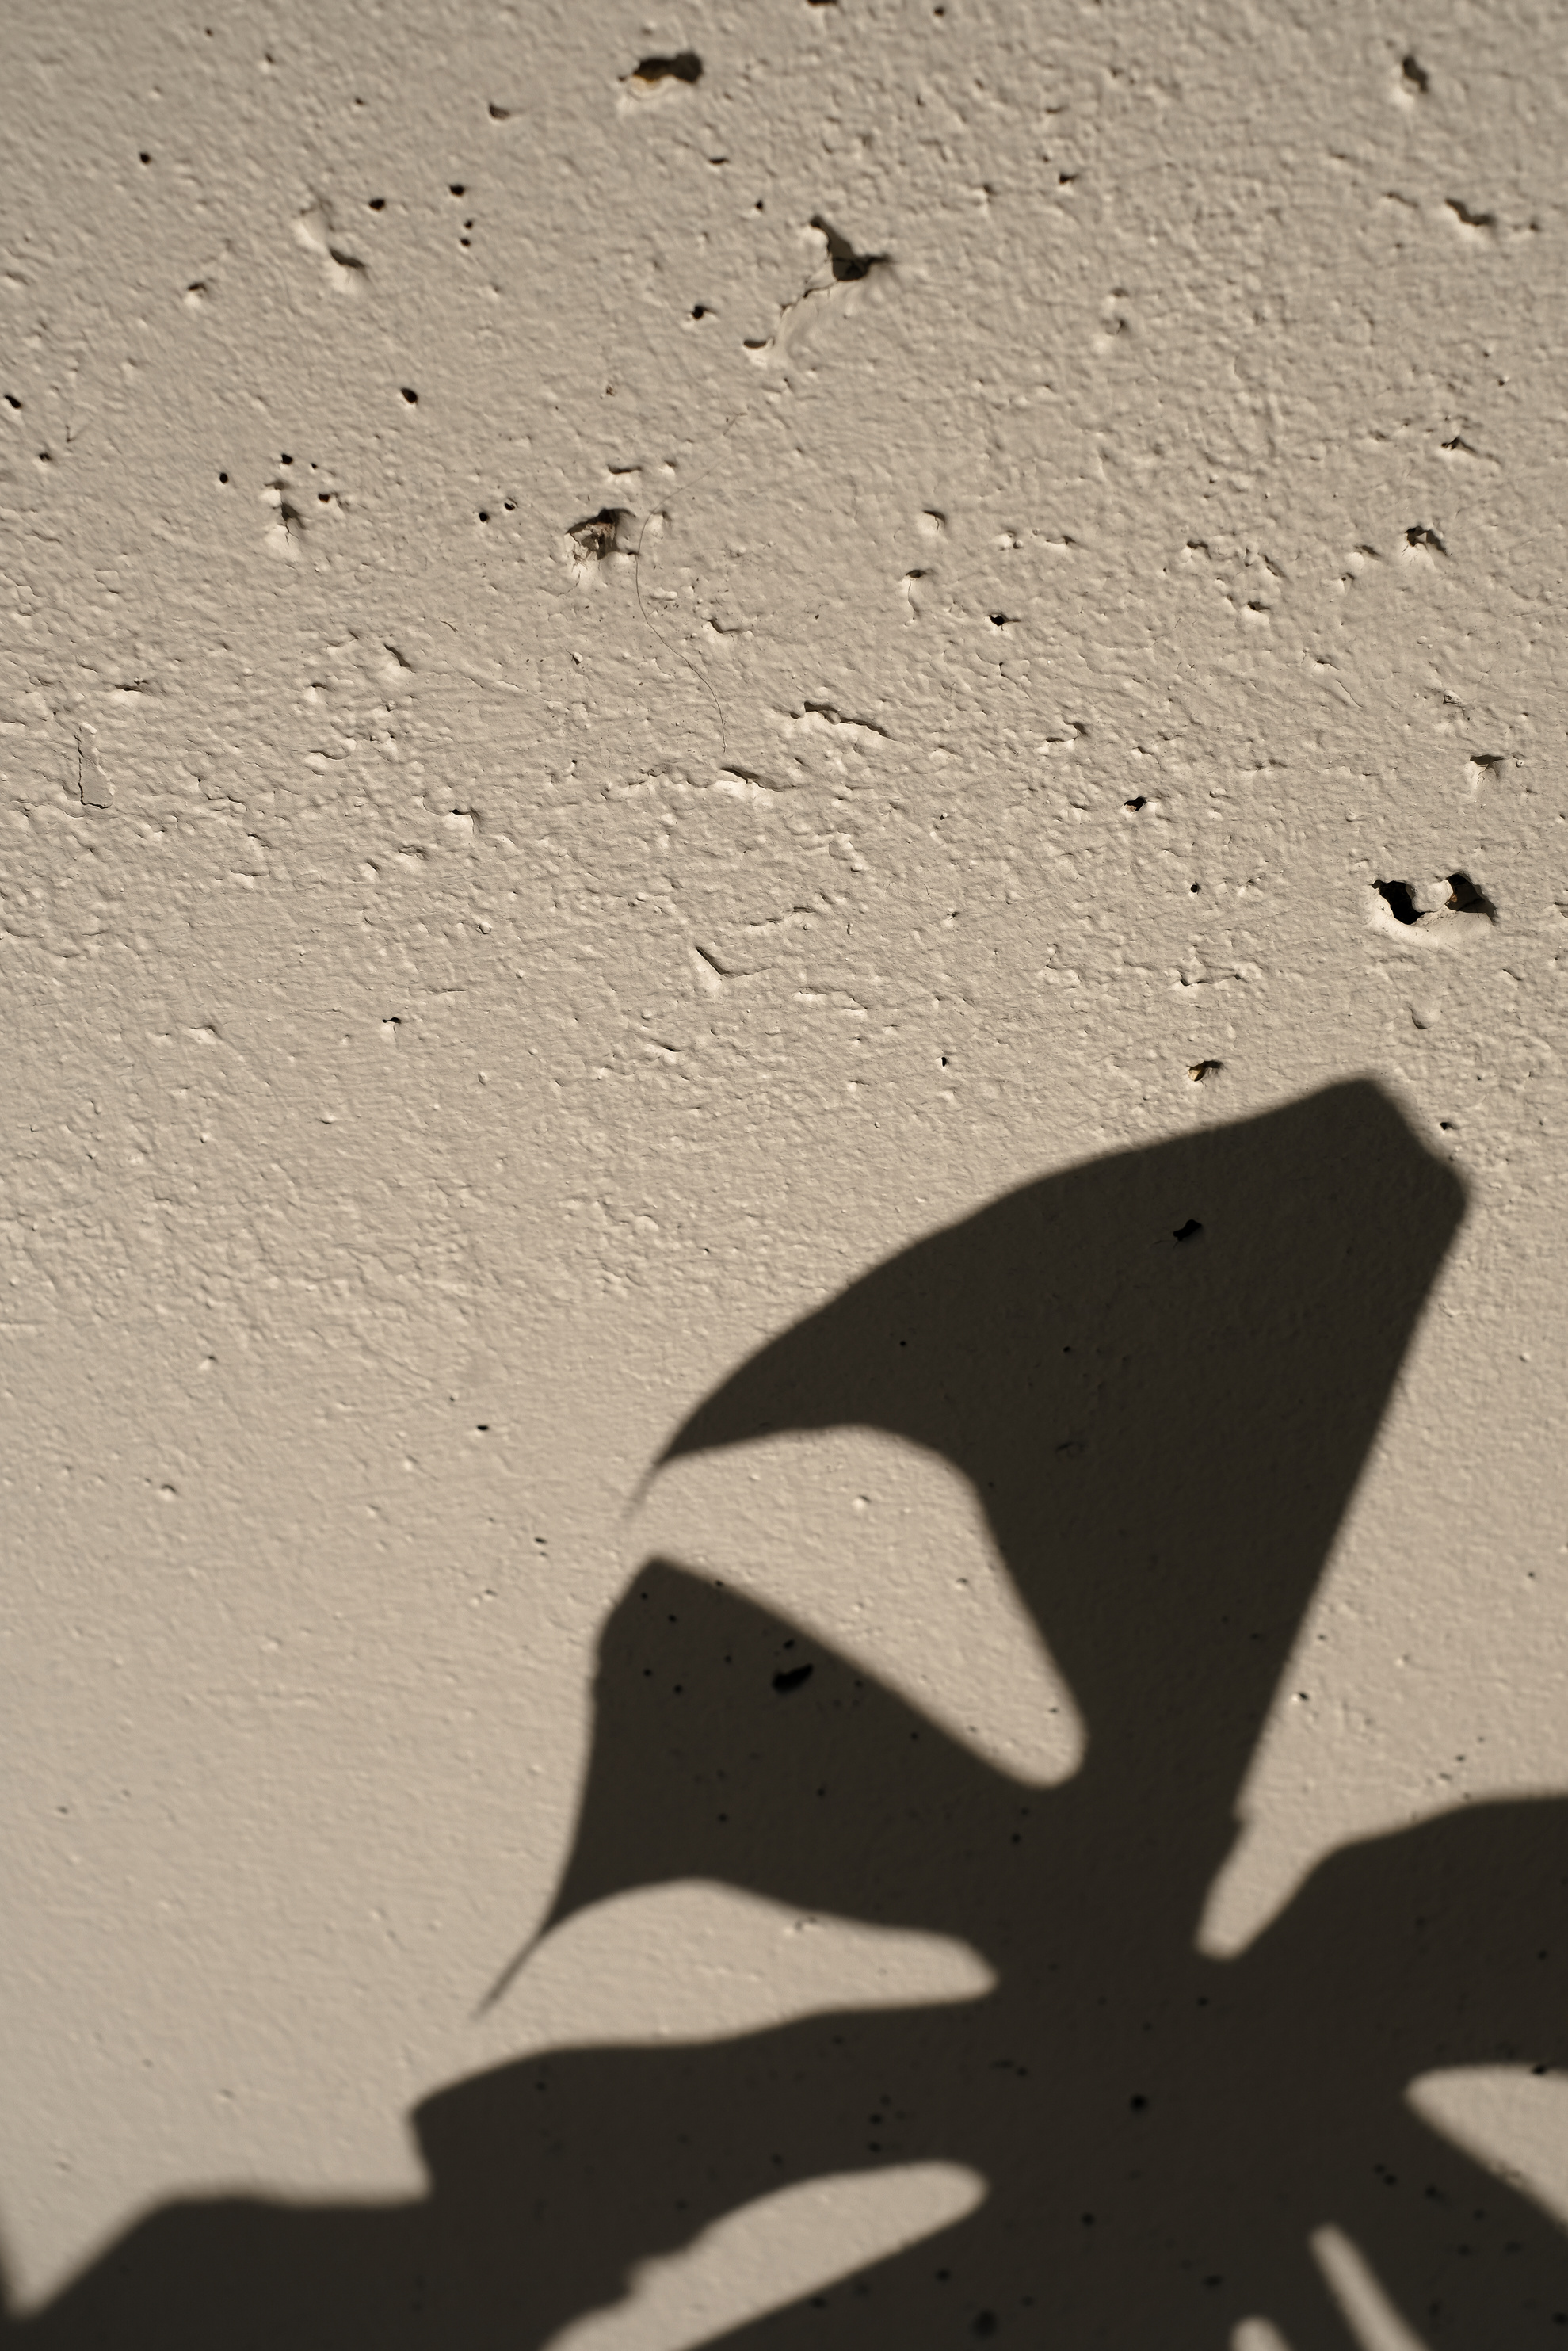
[18, 1081, 1568, 2349]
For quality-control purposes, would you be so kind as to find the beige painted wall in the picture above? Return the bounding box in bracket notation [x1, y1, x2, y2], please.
[5, 2, 1568, 2342]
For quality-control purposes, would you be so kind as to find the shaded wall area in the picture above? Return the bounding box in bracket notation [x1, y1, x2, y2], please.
[16, 1084, 1568, 2347]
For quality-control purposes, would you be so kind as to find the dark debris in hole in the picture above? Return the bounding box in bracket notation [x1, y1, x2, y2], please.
[1375, 879, 1421, 925]
[1405, 525, 1446, 553]
[811, 213, 888, 281]
[567, 507, 626, 559]
[1446, 871, 1496, 917]
[631, 51, 702, 83]
[1124, 796, 1146, 811]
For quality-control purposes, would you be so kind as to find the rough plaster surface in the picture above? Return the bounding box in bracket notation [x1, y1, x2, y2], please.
[5, 0, 1568, 2341]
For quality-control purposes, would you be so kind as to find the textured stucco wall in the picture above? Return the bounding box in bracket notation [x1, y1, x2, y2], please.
[6, 2, 1568, 2343]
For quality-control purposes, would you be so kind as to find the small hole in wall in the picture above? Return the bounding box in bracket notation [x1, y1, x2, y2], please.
[1447, 870, 1495, 915]
[218, 471, 228, 483]
[139, 151, 151, 164]
[401, 386, 418, 403]
[810, 214, 887, 281]
[633, 51, 703, 83]
[368, 197, 385, 210]
[1190, 881, 1200, 892]
[450, 183, 465, 196]
[692, 303, 708, 318]
[1376, 878, 1421, 924]
[1173, 1219, 1203, 1244]
[773, 1663, 814, 1694]
[478, 509, 490, 521]
[1402, 54, 1429, 94]
[1124, 795, 1146, 811]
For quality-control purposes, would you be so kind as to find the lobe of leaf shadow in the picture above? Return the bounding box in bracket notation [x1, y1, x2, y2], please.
[658, 1083, 1463, 1849]
[481, 1557, 1013, 2012]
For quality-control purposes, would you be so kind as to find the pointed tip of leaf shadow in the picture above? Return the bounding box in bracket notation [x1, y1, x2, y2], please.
[474, 1929, 546, 2017]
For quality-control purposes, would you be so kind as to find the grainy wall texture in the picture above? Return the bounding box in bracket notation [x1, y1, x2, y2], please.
[5, 2, 1568, 2344]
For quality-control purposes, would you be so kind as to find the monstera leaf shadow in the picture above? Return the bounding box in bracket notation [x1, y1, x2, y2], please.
[17, 1082, 1568, 2349]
